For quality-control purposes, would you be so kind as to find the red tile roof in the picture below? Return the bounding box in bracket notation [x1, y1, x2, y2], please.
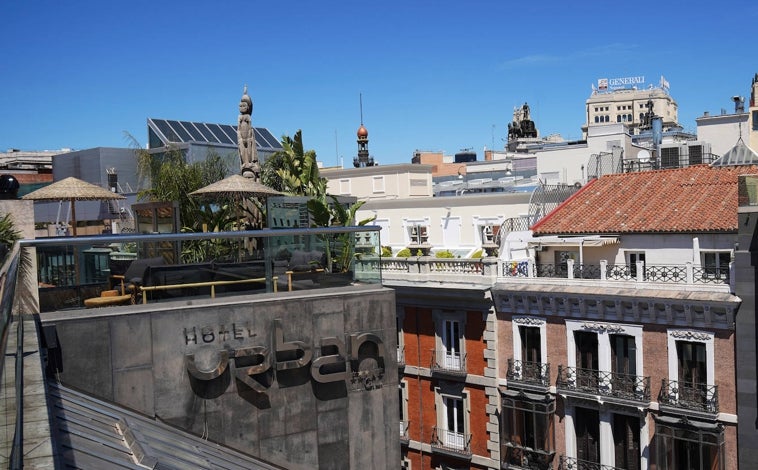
[531, 165, 758, 235]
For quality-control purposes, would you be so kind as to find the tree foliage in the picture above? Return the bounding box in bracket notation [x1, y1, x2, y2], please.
[262, 130, 326, 197]
[126, 132, 233, 231]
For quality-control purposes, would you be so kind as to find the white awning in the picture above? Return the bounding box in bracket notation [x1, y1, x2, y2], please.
[528, 236, 619, 248]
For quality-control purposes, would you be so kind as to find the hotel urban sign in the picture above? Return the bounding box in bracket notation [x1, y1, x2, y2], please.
[184, 319, 386, 396]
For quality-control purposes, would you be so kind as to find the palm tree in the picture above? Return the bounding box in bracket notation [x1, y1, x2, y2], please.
[262, 130, 326, 197]
[0, 213, 21, 263]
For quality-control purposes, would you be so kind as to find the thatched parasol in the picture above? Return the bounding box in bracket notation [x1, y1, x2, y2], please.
[189, 174, 283, 199]
[22, 176, 126, 236]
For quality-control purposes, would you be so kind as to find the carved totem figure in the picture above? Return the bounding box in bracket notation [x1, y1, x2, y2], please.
[238, 85, 259, 180]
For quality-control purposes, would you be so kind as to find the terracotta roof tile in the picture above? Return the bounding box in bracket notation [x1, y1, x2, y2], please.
[531, 165, 758, 235]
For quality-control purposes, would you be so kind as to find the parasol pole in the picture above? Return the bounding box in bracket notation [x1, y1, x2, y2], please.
[70, 200, 77, 236]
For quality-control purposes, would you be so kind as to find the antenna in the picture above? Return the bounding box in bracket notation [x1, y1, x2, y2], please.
[335, 129, 339, 165]
[359, 93, 364, 125]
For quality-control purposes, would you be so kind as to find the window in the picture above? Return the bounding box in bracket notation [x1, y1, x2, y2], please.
[656, 421, 724, 469]
[399, 381, 409, 439]
[702, 251, 730, 279]
[405, 222, 429, 246]
[434, 310, 466, 374]
[338, 178, 351, 195]
[502, 396, 556, 469]
[434, 385, 470, 453]
[511, 317, 548, 385]
[442, 319, 462, 370]
[371, 175, 385, 194]
[575, 331, 599, 390]
[627, 251, 646, 279]
[613, 414, 640, 470]
[753, 110, 758, 131]
[396, 316, 405, 365]
[611, 334, 637, 397]
[575, 407, 600, 464]
[666, 330, 715, 412]
[677, 341, 707, 407]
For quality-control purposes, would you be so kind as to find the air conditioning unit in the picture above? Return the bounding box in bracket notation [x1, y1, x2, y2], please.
[686, 141, 711, 165]
[659, 144, 684, 169]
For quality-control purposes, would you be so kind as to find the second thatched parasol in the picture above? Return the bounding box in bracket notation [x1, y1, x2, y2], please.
[22, 176, 126, 236]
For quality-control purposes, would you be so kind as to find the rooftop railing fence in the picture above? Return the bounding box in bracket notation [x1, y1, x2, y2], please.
[19, 226, 382, 312]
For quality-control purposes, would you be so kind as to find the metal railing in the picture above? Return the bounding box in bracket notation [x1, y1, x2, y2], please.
[557, 366, 651, 403]
[507, 359, 551, 388]
[430, 349, 467, 376]
[503, 445, 555, 470]
[559, 455, 626, 470]
[19, 226, 382, 312]
[1, 244, 22, 468]
[430, 426, 472, 457]
[659, 379, 719, 414]
[502, 259, 730, 287]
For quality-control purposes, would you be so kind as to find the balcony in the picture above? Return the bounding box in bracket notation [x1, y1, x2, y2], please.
[558, 456, 625, 470]
[502, 445, 555, 470]
[430, 427, 472, 460]
[659, 379, 719, 417]
[430, 349, 467, 379]
[360, 256, 497, 289]
[503, 259, 730, 288]
[399, 420, 409, 445]
[506, 359, 551, 391]
[557, 366, 650, 405]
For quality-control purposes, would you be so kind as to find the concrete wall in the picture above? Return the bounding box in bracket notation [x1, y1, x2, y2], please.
[41, 286, 399, 470]
[735, 206, 758, 469]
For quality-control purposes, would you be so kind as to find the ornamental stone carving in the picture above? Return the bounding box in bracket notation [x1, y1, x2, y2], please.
[669, 330, 713, 341]
[581, 322, 625, 333]
[513, 316, 545, 326]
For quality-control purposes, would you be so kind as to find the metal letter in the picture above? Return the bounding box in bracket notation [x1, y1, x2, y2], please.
[232, 346, 271, 392]
[311, 337, 347, 383]
[273, 319, 312, 370]
[186, 348, 229, 380]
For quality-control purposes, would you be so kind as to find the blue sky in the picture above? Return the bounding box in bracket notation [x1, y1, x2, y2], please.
[1, 1, 756, 167]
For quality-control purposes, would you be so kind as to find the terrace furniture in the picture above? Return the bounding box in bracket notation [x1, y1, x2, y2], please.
[83, 289, 132, 308]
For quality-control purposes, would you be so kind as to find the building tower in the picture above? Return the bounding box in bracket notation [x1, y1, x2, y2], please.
[354, 95, 375, 167]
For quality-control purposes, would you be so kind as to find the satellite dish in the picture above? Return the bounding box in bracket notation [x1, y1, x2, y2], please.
[637, 150, 650, 162]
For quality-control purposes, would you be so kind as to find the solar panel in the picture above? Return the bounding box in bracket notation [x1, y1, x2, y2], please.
[166, 120, 192, 142]
[258, 128, 282, 149]
[253, 128, 274, 148]
[205, 123, 235, 145]
[152, 119, 179, 142]
[148, 118, 281, 149]
[219, 125, 239, 144]
[179, 121, 206, 142]
[194, 123, 220, 143]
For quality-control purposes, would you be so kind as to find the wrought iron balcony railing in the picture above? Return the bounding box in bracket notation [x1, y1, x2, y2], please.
[502, 259, 730, 287]
[430, 349, 467, 377]
[659, 379, 719, 414]
[430, 426, 472, 459]
[507, 359, 551, 389]
[559, 455, 626, 470]
[557, 366, 650, 403]
[503, 444, 555, 470]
